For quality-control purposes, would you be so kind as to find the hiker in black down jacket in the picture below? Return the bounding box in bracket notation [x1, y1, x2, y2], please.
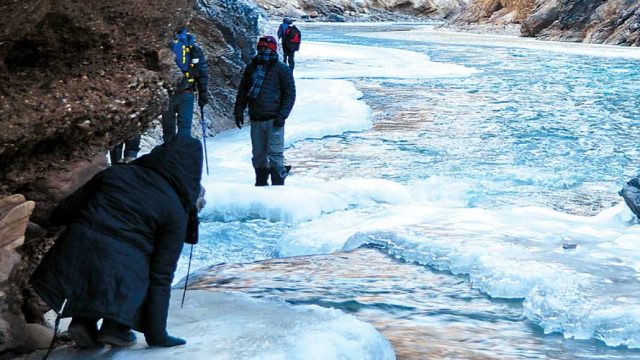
[234, 35, 296, 186]
[31, 136, 203, 348]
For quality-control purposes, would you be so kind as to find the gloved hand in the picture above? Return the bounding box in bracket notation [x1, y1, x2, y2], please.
[198, 93, 209, 108]
[274, 117, 285, 128]
[235, 116, 244, 129]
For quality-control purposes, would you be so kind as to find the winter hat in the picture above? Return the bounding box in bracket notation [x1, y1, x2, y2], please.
[283, 17, 293, 24]
[257, 35, 278, 53]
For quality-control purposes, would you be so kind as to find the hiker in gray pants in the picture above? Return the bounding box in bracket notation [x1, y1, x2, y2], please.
[233, 35, 296, 186]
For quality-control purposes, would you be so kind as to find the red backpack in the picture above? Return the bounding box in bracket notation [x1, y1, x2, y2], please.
[284, 25, 301, 52]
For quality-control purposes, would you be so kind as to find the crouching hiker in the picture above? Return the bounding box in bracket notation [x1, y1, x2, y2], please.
[30, 135, 203, 348]
[234, 35, 296, 186]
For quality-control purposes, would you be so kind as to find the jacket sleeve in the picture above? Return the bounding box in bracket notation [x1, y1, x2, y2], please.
[192, 44, 209, 95]
[49, 171, 104, 226]
[142, 213, 187, 338]
[233, 65, 253, 120]
[277, 24, 284, 39]
[276, 64, 296, 122]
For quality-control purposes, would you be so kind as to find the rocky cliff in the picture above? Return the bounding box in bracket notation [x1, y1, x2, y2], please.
[255, 0, 639, 45]
[256, 0, 469, 21]
[0, 0, 264, 355]
[457, 0, 640, 45]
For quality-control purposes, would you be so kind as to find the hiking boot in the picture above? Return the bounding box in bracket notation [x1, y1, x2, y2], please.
[255, 167, 270, 186]
[270, 166, 290, 186]
[67, 317, 101, 349]
[97, 320, 137, 347]
[123, 156, 136, 163]
[145, 332, 187, 347]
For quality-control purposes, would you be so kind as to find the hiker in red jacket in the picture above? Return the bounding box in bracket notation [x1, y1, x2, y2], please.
[277, 17, 301, 70]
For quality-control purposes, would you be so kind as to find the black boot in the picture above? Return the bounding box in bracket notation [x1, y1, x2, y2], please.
[270, 166, 287, 186]
[97, 320, 137, 347]
[68, 317, 101, 348]
[255, 168, 270, 186]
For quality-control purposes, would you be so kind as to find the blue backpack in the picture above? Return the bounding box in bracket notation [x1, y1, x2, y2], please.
[171, 29, 197, 84]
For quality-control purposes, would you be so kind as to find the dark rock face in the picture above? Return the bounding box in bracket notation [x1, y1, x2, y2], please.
[534, 0, 640, 45]
[258, 0, 465, 22]
[194, 0, 267, 134]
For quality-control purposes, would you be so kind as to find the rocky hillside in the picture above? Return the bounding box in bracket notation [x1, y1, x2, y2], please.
[457, 0, 640, 45]
[256, 0, 639, 45]
[256, 0, 469, 21]
[0, 0, 264, 355]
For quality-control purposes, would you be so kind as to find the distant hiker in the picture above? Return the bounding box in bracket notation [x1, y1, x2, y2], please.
[109, 135, 141, 164]
[162, 26, 209, 143]
[234, 35, 296, 186]
[31, 136, 203, 348]
[277, 17, 301, 70]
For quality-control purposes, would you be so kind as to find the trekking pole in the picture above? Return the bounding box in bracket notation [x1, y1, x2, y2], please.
[42, 299, 67, 360]
[198, 95, 210, 176]
[181, 244, 193, 309]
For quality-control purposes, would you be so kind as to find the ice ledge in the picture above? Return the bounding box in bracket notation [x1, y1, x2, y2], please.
[23, 290, 395, 360]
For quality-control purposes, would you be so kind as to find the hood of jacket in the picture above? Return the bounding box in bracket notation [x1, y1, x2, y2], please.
[132, 136, 203, 243]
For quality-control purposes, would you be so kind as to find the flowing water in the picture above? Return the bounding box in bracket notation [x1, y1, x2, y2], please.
[184, 24, 640, 359]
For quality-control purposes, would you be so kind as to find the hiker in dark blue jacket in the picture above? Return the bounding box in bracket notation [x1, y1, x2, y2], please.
[234, 35, 296, 186]
[162, 26, 209, 143]
[31, 136, 203, 348]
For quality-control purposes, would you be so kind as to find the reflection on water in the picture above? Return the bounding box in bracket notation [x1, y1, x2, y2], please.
[186, 248, 639, 360]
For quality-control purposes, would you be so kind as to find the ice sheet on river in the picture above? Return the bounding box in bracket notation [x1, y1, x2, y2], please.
[197, 36, 640, 349]
[296, 41, 478, 79]
[24, 291, 394, 360]
[352, 25, 640, 59]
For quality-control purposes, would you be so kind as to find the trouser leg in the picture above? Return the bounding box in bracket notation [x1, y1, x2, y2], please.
[287, 51, 295, 70]
[267, 121, 286, 185]
[123, 135, 141, 159]
[109, 144, 123, 164]
[251, 120, 269, 169]
[161, 96, 178, 143]
[176, 92, 195, 138]
[251, 120, 271, 185]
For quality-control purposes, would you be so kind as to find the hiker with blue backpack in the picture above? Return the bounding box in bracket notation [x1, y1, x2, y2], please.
[234, 35, 296, 186]
[162, 26, 209, 143]
[277, 17, 301, 70]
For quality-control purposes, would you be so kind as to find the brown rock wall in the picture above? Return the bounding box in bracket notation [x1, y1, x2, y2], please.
[0, 0, 193, 220]
[457, 0, 535, 22]
[459, 0, 640, 45]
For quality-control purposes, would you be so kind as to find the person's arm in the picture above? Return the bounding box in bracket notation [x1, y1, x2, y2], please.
[233, 65, 253, 125]
[143, 213, 187, 340]
[277, 24, 284, 39]
[192, 44, 209, 108]
[274, 65, 296, 127]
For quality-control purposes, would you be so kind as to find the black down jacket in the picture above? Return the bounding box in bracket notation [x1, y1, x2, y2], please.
[31, 136, 203, 337]
[233, 56, 296, 124]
